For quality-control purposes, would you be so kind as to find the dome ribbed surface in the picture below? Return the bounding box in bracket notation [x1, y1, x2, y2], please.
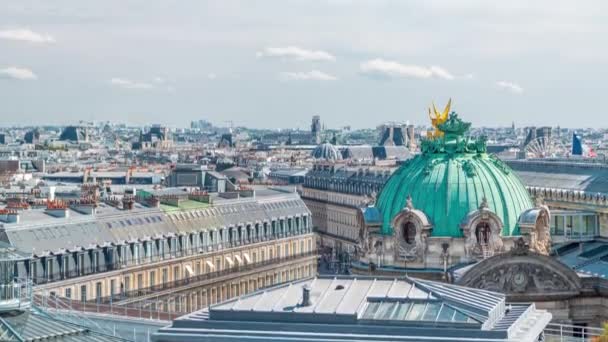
[376, 153, 533, 237]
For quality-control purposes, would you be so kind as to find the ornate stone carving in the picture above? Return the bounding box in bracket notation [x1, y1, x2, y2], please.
[357, 225, 371, 256]
[405, 195, 414, 210]
[394, 227, 424, 261]
[529, 196, 552, 255]
[465, 262, 575, 294]
[364, 191, 377, 206]
[461, 160, 476, 177]
[461, 200, 504, 259]
[390, 196, 432, 262]
[511, 237, 529, 256]
[479, 197, 488, 210]
[458, 246, 582, 301]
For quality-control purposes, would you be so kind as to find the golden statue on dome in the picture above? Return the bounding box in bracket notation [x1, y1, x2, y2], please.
[427, 98, 451, 138]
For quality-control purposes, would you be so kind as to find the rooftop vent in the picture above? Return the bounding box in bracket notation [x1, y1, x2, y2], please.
[301, 285, 311, 307]
[335, 285, 345, 290]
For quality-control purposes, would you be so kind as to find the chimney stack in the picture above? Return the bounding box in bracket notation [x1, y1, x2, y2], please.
[122, 195, 135, 210]
[301, 285, 311, 307]
[0, 209, 19, 223]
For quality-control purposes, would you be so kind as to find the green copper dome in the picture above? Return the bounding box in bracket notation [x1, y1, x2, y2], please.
[376, 113, 533, 237]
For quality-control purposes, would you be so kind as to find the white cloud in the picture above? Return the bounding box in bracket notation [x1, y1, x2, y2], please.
[280, 70, 337, 81]
[109, 78, 155, 90]
[428, 66, 455, 80]
[257, 46, 335, 61]
[0, 67, 37, 80]
[0, 29, 55, 43]
[496, 80, 523, 94]
[360, 59, 454, 80]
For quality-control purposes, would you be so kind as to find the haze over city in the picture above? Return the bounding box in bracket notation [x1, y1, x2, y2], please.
[2, 0, 608, 128]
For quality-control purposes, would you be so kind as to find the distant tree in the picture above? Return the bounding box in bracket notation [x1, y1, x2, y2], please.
[592, 322, 608, 341]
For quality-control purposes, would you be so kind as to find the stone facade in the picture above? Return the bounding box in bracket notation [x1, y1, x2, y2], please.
[301, 164, 393, 258]
[358, 195, 548, 271]
[2, 190, 316, 315]
[458, 239, 608, 326]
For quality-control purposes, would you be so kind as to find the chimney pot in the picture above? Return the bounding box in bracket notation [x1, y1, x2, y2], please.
[301, 285, 311, 307]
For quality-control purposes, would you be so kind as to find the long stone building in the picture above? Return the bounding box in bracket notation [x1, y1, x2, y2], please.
[0, 187, 316, 314]
[301, 163, 393, 260]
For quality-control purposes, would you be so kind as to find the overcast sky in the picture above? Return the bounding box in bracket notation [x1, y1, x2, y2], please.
[1, 0, 607, 129]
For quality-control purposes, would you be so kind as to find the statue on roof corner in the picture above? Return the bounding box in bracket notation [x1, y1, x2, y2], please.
[530, 195, 551, 255]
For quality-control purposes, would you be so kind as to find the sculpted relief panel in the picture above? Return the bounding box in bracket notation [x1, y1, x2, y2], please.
[459, 239, 581, 300]
[468, 263, 573, 294]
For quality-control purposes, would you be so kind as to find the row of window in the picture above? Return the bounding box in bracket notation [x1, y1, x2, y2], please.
[301, 188, 367, 207]
[304, 178, 384, 196]
[62, 248, 315, 305]
[29, 216, 312, 283]
[550, 213, 598, 238]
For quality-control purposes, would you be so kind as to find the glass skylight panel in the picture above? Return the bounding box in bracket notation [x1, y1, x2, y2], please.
[391, 302, 411, 320]
[436, 305, 456, 322]
[453, 310, 469, 323]
[375, 302, 398, 320]
[405, 303, 427, 321]
[362, 302, 381, 319]
[422, 302, 441, 321]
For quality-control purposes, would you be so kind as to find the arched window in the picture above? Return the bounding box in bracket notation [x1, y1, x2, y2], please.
[402, 222, 416, 244]
[475, 222, 491, 245]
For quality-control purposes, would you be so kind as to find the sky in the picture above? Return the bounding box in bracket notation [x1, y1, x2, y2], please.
[1, 0, 608, 129]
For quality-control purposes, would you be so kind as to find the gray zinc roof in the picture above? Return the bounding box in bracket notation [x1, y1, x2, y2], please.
[0, 191, 310, 256]
[506, 159, 608, 194]
[153, 275, 551, 342]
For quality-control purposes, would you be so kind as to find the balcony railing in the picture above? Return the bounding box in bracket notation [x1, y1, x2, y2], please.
[0, 278, 32, 312]
[32, 228, 312, 286]
[543, 323, 602, 341]
[93, 250, 317, 304]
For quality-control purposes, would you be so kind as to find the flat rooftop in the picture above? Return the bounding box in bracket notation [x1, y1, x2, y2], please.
[154, 275, 551, 342]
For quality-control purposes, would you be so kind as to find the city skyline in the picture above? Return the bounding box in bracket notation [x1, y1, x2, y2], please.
[2, 0, 608, 128]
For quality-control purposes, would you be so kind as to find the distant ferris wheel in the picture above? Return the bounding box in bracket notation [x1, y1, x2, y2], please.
[524, 137, 568, 158]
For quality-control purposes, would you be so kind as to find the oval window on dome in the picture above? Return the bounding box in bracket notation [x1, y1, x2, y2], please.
[475, 222, 491, 245]
[402, 222, 416, 245]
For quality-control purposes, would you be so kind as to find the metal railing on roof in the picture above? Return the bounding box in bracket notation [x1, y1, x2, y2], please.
[543, 322, 602, 341]
[32, 296, 164, 342]
[0, 278, 32, 312]
[94, 250, 317, 305]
